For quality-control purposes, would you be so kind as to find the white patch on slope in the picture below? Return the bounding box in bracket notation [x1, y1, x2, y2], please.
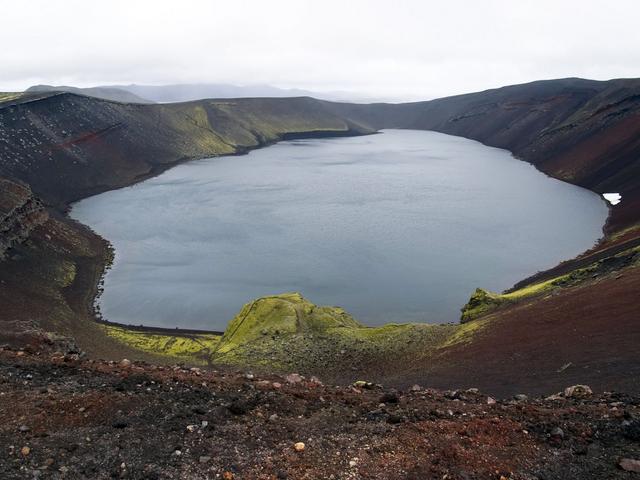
[603, 193, 622, 205]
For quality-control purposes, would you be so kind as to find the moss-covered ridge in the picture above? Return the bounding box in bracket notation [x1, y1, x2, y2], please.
[215, 292, 362, 353]
[99, 292, 457, 375]
[461, 245, 640, 322]
[208, 292, 457, 373]
[94, 239, 640, 375]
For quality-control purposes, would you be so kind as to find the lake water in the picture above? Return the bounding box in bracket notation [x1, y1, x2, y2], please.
[71, 130, 608, 330]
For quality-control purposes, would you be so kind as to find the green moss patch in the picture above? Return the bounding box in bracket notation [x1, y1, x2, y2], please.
[215, 292, 362, 353]
[209, 293, 456, 371]
[0, 92, 23, 104]
[101, 324, 221, 365]
[461, 245, 640, 323]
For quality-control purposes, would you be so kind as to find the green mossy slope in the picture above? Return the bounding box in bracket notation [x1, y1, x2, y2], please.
[216, 292, 362, 353]
[101, 324, 221, 365]
[210, 293, 457, 373]
[460, 245, 640, 322]
[100, 292, 457, 376]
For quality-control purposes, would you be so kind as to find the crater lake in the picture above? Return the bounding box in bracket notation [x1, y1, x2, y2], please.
[71, 130, 609, 330]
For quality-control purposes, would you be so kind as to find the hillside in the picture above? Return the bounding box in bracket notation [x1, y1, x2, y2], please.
[0, 78, 639, 398]
[0, 92, 372, 207]
[329, 78, 640, 236]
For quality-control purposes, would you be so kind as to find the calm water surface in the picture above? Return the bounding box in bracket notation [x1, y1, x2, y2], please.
[71, 130, 608, 330]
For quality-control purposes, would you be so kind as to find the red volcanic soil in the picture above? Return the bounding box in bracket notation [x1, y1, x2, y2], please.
[413, 264, 640, 398]
[1, 349, 639, 480]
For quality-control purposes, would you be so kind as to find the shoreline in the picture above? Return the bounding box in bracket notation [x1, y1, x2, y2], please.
[71, 129, 616, 338]
[69, 127, 374, 339]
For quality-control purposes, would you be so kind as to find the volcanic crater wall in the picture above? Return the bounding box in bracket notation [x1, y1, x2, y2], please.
[328, 78, 640, 233]
[0, 93, 373, 208]
[0, 178, 47, 260]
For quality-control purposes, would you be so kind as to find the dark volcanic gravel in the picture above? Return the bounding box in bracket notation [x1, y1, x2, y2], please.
[1, 349, 639, 479]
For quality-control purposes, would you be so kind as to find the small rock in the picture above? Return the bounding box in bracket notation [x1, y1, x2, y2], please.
[465, 388, 479, 394]
[244, 373, 254, 380]
[223, 472, 234, 480]
[380, 392, 399, 404]
[294, 442, 305, 452]
[353, 380, 374, 389]
[349, 458, 358, 467]
[623, 419, 640, 441]
[545, 393, 564, 401]
[486, 397, 497, 405]
[387, 414, 404, 424]
[229, 400, 249, 415]
[269, 414, 278, 422]
[514, 394, 528, 402]
[186, 424, 197, 432]
[119, 359, 131, 368]
[112, 420, 128, 429]
[19, 425, 30, 432]
[199, 456, 211, 463]
[285, 373, 303, 384]
[21, 446, 30, 456]
[272, 382, 282, 389]
[563, 385, 593, 398]
[619, 458, 640, 472]
[550, 427, 565, 440]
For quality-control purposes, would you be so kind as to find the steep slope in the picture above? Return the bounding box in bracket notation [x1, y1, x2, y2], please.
[0, 92, 373, 359]
[330, 78, 640, 235]
[0, 92, 372, 208]
[0, 178, 47, 260]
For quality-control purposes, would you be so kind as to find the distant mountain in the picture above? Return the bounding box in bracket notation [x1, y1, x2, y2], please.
[26, 85, 153, 103]
[26, 83, 382, 104]
[103, 83, 378, 104]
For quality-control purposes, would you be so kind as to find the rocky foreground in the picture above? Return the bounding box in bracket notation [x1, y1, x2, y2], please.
[1, 348, 639, 479]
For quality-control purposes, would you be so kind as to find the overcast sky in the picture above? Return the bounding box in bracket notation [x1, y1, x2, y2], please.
[2, 0, 639, 101]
